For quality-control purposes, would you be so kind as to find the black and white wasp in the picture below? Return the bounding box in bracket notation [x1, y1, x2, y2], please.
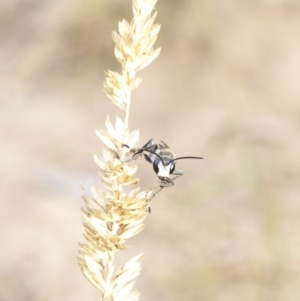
[124, 139, 203, 188]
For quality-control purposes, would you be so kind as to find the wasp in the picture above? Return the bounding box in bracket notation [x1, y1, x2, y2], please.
[124, 139, 203, 188]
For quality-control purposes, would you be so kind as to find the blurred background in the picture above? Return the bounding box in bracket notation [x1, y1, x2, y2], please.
[1, 0, 300, 300]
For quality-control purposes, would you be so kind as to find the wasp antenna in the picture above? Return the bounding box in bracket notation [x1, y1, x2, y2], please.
[136, 144, 157, 152]
[170, 156, 204, 163]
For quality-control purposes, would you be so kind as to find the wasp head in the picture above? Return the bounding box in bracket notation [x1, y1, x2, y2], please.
[153, 157, 175, 180]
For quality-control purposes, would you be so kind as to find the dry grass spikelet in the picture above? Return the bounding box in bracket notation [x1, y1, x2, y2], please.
[78, 0, 161, 300]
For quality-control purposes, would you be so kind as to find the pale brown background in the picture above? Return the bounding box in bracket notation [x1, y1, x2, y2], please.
[1, 0, 300, 300]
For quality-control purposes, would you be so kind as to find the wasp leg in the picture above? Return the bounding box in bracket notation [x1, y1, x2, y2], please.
[123, 139, 155, 162]
[159, 169, 184, 187]
[130, 139, 157, 160]
[170, 169, 184, 182]
[141, 139, 155, 149]
[143, 153, 152, 163]
[160, 140, 170, 148]
[133, 139, 155, 153]
[160, 172, 183, 187]
[121, 144, 136, 162]
[122, 139, 154, 153]
[172, 169, 183, 176]
[131, 151, 143, 160]
[160, 177, 175, 187]
[158, 170, 184, 186]
[132, 145, 155, 160]
[147, 185, 165, 201]
[136, 142, 157, 154]
[147, 170, 182, 200]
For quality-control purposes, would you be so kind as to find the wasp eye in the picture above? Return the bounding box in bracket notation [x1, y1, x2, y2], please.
[170, 162, 175, 174]
[153, 158, 160, 174]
